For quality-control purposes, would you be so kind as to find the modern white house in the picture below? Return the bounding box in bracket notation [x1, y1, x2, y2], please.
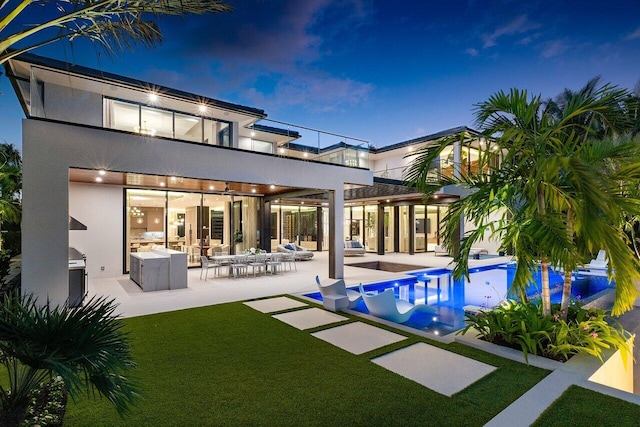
[4, 52, 498, 306]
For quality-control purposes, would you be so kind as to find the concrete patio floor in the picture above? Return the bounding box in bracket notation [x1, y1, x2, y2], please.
[90, 251, 508, 318]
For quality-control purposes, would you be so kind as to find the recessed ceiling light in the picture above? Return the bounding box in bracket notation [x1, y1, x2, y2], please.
[270, 184, 275, 189]
[303, 152, 308, 158]
[209, 185, 214, 190]
[251, 189, 256, 193]
[170, 176, 177, 181]
[95, 177, 103, 182]
[251, 131, 256, 137]
[279, 148, 285, 154]
[386, 199, 390, 203]
[159, 182, 165, 187]
[148, 93, 158, 103]
[98, 169, 106, 175]
[301, 201, 304, 205]
[199, 105, 207, 113]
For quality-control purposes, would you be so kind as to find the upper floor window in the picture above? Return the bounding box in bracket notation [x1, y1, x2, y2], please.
[103, 98, 231, 145]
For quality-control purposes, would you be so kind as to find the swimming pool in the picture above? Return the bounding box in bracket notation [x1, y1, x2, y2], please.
[304, 263, 614, 336]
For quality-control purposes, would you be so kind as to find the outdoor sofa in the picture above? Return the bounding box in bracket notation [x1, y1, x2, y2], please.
[276, 243, 314, 261]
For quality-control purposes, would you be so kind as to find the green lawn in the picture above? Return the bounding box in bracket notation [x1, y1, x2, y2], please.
[61, 298, 550, 426]
[532, 385, 640, 426]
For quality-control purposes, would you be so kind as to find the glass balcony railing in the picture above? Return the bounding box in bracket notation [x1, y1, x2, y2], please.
[248, 119, 370, 169]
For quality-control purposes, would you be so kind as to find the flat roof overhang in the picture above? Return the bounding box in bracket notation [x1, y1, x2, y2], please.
[69, 168, 306, 198]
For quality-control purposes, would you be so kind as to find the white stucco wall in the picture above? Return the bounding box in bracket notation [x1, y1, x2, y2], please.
[69, 183, 123, 278]
[463, 208, 504, 255]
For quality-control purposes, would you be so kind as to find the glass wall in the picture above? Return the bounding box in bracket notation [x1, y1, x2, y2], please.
[104, 98, 231, 145]
[414, 205, 426, 253]
[384, 207, 394, 253]
[125, 189, 257, 271]
[270, 204, 321, 251]
[364, 205, 377, 252]
[126, 189, 167, 271]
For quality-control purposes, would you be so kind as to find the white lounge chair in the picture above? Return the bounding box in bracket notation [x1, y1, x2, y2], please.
[315, 276, 362, 310]
[584, 250, 608, 270]
[433, 244, 449, 256]
[359, 284, 435, 323]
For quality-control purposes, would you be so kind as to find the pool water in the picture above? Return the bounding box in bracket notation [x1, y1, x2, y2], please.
[304, 263, 614, 336]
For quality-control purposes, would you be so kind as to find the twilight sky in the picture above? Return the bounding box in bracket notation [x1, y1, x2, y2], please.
[2, 0, 640, 151]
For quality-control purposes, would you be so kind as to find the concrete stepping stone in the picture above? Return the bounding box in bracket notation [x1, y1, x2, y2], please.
[273, 307, 348, 330]
[312, 322, 406, 355]
[244, 296, 307, 313]
[372, 342, 496, 396]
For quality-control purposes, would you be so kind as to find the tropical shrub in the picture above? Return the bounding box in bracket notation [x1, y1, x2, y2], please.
[0, 293, 138, 426]
[459, 300, 631, 363]
[21, 377, 67, 427]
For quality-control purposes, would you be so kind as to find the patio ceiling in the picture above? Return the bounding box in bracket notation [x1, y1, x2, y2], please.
[69, 168, 303, 197]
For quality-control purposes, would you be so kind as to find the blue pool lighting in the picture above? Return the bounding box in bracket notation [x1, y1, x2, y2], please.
[304, 263, 614, 336]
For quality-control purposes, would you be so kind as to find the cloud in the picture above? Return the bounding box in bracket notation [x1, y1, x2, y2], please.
[161, 0, 374, 111]
[540, 39, 567, 58]
[242, 71, 373, 113]
[465, 47, 479, 56]
[624, 26, 640, 40]
[481, 14, 539, 48]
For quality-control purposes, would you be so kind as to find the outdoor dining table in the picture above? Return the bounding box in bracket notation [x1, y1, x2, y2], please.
[209, 253, 281, 277]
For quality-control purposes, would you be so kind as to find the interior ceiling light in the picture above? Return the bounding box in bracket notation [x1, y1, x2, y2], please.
[251, 189, 256, 193]
[270, 184, 275, 189]
[303, 152, 308, 158]
[198, 104, 207, 113]
[98, 169, 106, 175]
[159, 182, 165, 187]
[209, 185, 214, 190]
[251, 131, 256, 137]
[95, 177, 103, 182]
[148, 92, 159, 103]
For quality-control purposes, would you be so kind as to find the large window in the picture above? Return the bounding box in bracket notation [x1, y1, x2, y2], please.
[104, 98, 231, 145]
[125, 189, 257, 271]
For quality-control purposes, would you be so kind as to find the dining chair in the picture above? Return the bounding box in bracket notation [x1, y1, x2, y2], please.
[230, 255, 249, 279]
[248, 253, 267, 277]
[266, 253, 283, 275]
[200, 256, 221, 280]
[281, 252, 296, 272]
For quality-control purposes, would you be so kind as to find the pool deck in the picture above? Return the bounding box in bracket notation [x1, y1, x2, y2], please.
[88, 251, 640, 426]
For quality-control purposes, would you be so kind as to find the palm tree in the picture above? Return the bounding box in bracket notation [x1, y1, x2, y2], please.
[405, 82, 640, 316]
[0, 144, 21, 254]
[0, 293, 137, 426]
[0, 0, 232, 65]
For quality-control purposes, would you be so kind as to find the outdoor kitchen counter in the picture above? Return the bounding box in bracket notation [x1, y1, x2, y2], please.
[129, 252, 170, 292]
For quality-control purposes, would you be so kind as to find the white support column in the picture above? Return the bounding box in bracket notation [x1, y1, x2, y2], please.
[22, 120, 70, 306]
[329, 188, 344, 279]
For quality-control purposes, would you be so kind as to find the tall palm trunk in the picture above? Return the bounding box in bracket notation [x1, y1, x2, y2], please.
[560, 208, 575, 317]
[540, 255, 551, 315]
[537, 183, 552, 315]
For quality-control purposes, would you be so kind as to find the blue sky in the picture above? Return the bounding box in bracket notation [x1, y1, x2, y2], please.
[2, 0, 640, 151]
